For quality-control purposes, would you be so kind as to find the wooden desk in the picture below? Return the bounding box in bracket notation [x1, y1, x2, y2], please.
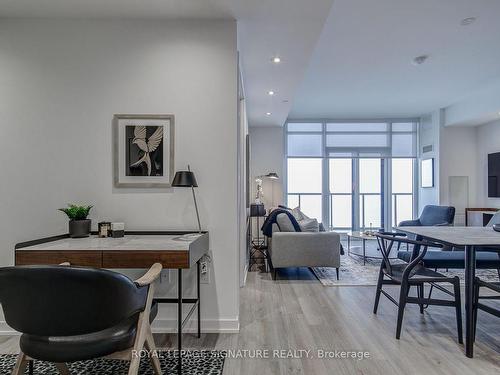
[15, 231, 209, 374]
[396, 226, 500, 358]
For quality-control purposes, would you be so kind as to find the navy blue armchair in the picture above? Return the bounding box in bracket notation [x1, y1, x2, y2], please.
[399, 205, 455, 227]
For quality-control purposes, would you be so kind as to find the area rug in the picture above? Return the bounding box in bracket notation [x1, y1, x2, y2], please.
[0, 351, 225, 375]
[312, 243, 499, 287]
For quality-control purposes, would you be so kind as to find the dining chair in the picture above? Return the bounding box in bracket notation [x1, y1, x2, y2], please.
[0, 263, 163, 375]
[473, 275, 500, 341]
[373, 232, 463, 343]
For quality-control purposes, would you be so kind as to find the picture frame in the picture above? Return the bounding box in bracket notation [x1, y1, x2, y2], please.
[113, 114, 175, 188]
[421, 158, 434, 188]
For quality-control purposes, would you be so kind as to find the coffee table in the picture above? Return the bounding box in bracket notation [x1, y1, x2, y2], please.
[347, 231, 397, 265]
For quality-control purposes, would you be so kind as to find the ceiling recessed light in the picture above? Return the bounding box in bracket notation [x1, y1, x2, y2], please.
[266, 112, 272, 116]
[272, 57, 281, 63]
[412, 55, 429, 65]
[461, 17, 476, 26]
[268, 90, 275, 96]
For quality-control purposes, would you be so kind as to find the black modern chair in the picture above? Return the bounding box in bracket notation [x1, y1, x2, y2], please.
[473, 275, 500, 340]
[0, 263, 162, 375]
[373, 232, 462, 343]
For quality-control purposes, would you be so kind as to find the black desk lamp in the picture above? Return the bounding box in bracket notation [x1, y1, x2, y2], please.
[172, 165, 201, 233]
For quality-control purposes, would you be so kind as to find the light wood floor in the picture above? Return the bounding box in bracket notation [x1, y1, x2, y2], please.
[1, 268, 498, 374]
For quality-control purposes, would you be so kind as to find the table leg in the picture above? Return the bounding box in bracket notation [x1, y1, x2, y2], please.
[178, 268, 182, 374]
[464, 245, 475, 358]
[362, 239, 366, 266]
[197, 260, 201, 339]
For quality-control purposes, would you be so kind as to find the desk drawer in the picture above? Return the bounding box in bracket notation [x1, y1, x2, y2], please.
[15, 250, 102, 267]
[102, 251, 189, 269]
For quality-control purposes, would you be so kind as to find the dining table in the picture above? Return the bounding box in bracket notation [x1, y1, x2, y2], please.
[396, 226, 500, 358]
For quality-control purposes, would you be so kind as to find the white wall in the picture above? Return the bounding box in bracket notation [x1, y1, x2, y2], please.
[0, 19, 239, 332]
[418, 111, 440, 213]
[439, 124, 477, 224]
[249, 127, 284, 209]
[444, 77, 500, 127]
[420, 112, 500, 220]
[476, 120, 500, 208]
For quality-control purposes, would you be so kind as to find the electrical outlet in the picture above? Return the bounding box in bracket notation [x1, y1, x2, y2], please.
[200, 261, 210, 284]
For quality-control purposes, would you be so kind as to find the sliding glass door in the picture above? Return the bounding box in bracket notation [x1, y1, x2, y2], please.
[358, 158, 383, 230]
[327, 158, 383, 231]
[329, 158, 352, 230]
[391, 158, 415, 226]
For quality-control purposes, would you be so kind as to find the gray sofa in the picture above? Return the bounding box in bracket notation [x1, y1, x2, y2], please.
[268, 218, 341, 280]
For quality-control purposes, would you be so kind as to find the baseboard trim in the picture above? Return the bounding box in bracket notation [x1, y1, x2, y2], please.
[152, 318, 240, 333]
[0, 319, 240, 336]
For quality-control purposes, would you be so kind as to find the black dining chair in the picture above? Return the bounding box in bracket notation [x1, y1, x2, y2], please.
[373, 232, 463, 343]
[0, 263, 162, 375]
[473, 275, 500, 340]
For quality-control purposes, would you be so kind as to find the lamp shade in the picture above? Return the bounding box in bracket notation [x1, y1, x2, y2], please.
[250, 203, 266, 217]
[171, 171, 198, 187]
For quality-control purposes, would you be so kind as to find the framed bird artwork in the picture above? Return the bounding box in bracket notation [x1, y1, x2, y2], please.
[113, 114, 175, 188]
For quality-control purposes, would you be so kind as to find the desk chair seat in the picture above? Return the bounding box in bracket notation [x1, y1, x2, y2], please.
[20, 302, 159, 363]
[0, 264, 163, 375]
[398, 250, 500, 270]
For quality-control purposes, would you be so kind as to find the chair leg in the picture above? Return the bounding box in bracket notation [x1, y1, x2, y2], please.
[54, 363, 70, 375]
[11, 352, 28, 375]
[396, 283, 408, 339]
[373, 267, 384, 314]
[473, 277, 480, 343]
[418, 284, 424, 314]
[272, 268, 277, 280]
[336, 268, 339, 280]
[145, 327, 162, 375]
[453, 278, 463, 344]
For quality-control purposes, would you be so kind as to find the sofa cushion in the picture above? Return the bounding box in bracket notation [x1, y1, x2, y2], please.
[298, 218, 319, 232]
[276, 213, 297, 232]
[292, 207, 310, 221]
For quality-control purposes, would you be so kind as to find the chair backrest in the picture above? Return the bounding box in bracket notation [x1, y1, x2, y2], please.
[486, 211, 500, 227]
[0, 266, 148, 336]
[420, 205, 455, 226]
[375, 232, 438, 278]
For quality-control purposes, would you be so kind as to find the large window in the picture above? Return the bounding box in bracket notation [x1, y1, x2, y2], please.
[287, 158, 322, 220]
[285, 121, 418, 231]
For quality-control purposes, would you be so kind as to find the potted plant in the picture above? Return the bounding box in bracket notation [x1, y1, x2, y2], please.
[59, 204, 93, 238]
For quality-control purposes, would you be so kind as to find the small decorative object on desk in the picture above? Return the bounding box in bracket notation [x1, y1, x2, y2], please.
[58, 204, 93, 238]
[111, 222, 125, 238]
[98, 222, 111, 238]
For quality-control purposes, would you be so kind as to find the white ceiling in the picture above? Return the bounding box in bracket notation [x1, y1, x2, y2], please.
[4, 1, 497, 126]
[289, 0, 500, 120]
[234, 0, 334, 127]
[0, 0, 335, 127]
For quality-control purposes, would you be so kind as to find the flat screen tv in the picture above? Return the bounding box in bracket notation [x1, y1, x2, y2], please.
[488, 152, 500, 198]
